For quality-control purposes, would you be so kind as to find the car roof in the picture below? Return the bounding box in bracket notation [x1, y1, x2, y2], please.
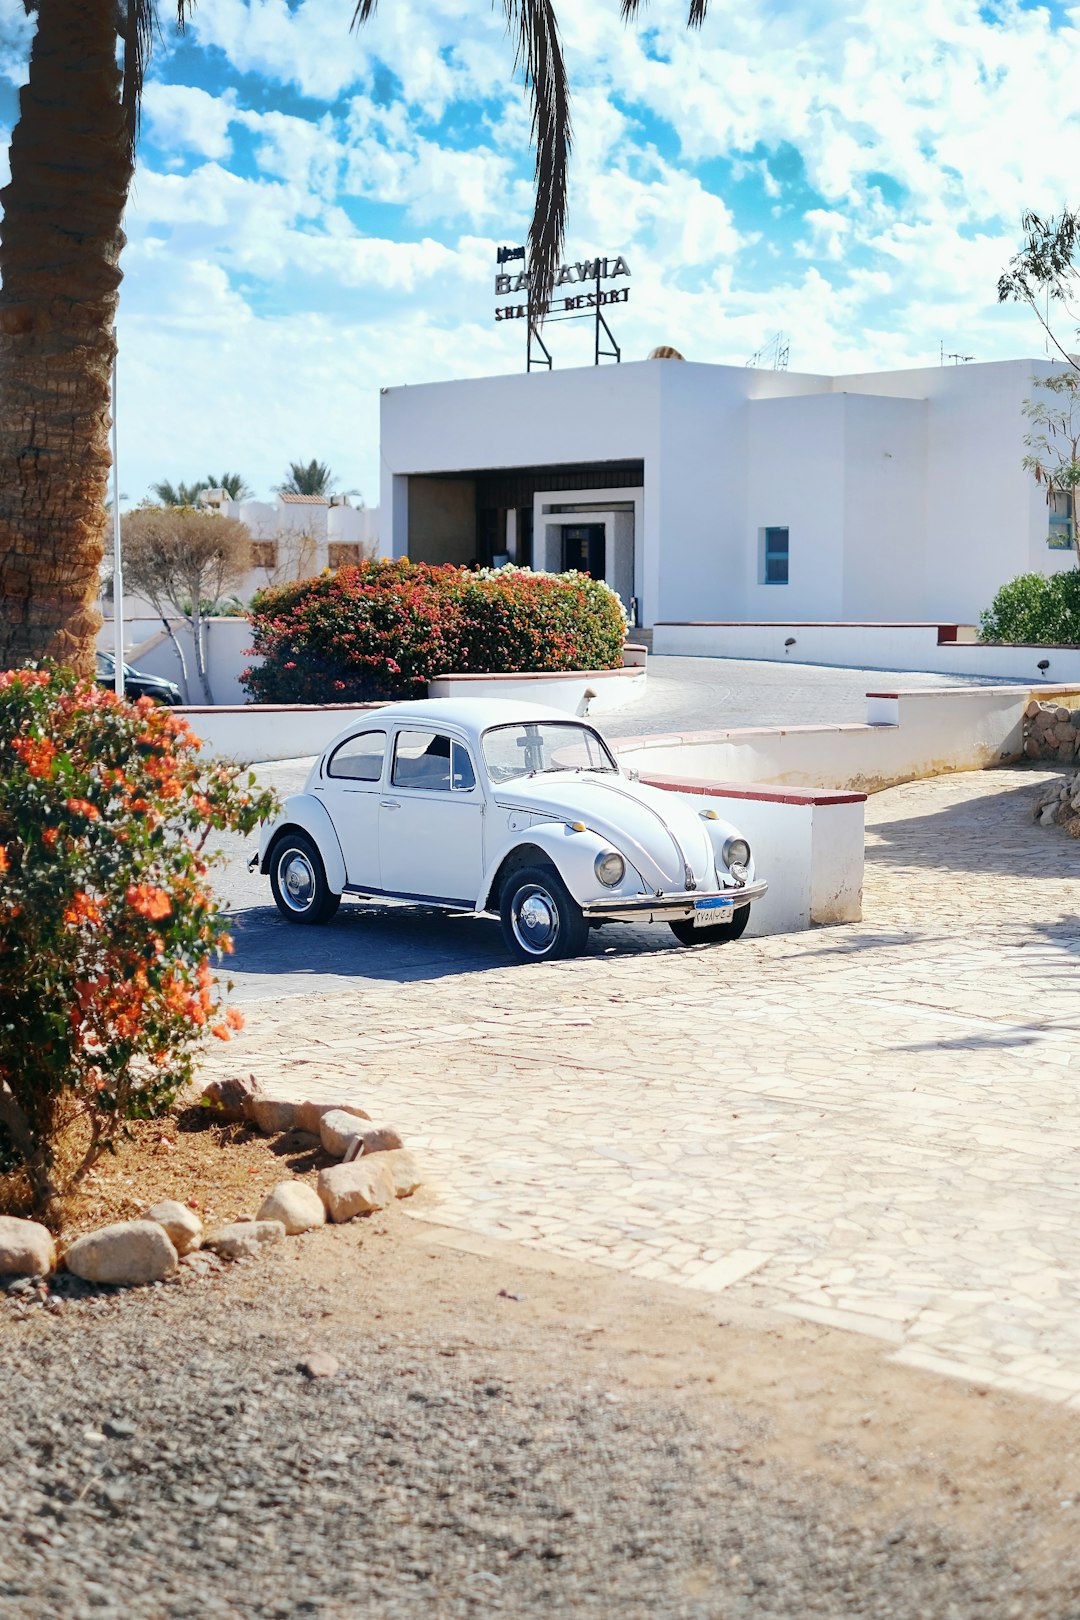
[323, 697, 598, 752]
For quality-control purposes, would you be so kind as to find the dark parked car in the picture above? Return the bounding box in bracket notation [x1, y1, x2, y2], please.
[95, 651, 183, 707]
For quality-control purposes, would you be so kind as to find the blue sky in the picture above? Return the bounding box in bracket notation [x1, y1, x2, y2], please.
[0, 0, 1076, 510]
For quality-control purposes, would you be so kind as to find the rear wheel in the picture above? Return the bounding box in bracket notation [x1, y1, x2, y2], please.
[269, 831, 341, 925]
[669, 902, 752, 946]
[500, 865, 589, 963]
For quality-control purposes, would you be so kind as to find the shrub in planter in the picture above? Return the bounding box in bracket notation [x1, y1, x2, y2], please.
[979, 570, 1080, 644]
[0, 668, 277, 1216]
[242, 560, 628, 703]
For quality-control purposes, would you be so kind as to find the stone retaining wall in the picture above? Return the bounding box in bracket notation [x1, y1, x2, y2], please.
[1023, 698, 1080, 764]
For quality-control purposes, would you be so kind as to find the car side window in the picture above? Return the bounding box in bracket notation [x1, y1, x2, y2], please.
[326, 729, 387, 783]
[451, 741, 476, 792]
[392, 730, 452, 792]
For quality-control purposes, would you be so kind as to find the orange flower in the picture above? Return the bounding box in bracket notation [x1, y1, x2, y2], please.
[210, 1023, 231, 1041]
[12, 736, 56, 778]
[41, 827, 58, 848]
[225, 1005, 244, 1031]
[65, 797, 99, 820]
[62, 891, 102, 928]
[0, 845, 8, 874]
[125, 883, 172, 921]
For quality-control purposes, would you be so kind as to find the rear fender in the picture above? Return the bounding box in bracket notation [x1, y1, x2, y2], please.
[260, 795, 347, 895]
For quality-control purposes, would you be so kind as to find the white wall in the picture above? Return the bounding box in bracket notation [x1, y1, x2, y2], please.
[179, 704, 385, 765]
[614, 686, 1034, 794]
[428, 666, 646, 714]
[652, 620, 1080, 683]
[744, 392, 846, 620]
[128, 618, 256, 705]
[840, 394, 927, 619]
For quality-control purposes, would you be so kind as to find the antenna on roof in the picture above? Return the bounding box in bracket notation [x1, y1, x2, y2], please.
[745, 332, 790, 370]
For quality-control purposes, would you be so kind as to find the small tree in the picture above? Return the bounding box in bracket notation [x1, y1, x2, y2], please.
[0, 666, 277, 1217]
[999, 210, 1080, 376]
[122, 507, 251, 703]
[1022, 373, 1080, 566]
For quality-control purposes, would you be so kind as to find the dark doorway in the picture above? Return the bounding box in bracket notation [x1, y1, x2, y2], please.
[561, 523, 606, 577]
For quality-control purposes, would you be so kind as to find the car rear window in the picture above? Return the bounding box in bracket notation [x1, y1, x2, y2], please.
[326, 729, 387, 782]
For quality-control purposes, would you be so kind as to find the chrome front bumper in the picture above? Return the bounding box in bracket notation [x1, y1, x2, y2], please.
[581, 879, 768, 924]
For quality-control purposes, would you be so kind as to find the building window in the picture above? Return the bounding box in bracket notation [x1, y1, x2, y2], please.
[250, 541, 277, 570]
[1048, 492, 1073, 551]
[762, 526, 789, 584]
[328, 543, 362, 569]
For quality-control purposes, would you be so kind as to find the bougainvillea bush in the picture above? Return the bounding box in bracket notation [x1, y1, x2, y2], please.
[242, 560, 628, 703]
[0, 667, 277, 1216]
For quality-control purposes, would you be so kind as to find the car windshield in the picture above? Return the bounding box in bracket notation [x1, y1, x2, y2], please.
[482, 722, 619, 784]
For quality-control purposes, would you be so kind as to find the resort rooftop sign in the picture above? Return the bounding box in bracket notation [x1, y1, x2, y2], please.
[494, 254, 631, 323]
[495, 246, 629, 369]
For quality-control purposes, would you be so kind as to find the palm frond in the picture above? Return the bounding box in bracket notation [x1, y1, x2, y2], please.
[120, 2, 195, 161]
[504, 0, 571, 318]
[620, 1, 709, 26]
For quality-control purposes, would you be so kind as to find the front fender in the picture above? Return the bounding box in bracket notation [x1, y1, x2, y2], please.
[480, 821, 647, 911]
[259, 794, 347, 895]
[679, 797, 758, 884]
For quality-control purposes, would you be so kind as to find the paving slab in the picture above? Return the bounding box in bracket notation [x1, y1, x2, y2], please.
[200, 763, 1080, 1402]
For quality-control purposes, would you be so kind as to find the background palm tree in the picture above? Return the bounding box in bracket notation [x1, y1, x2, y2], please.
[0, 0, 708, 677]
[279, 460, 336, 498]
[150, 472, 252, 506]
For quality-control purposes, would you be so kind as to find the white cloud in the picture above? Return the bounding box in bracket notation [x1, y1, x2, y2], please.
[142, 83, 239, 162]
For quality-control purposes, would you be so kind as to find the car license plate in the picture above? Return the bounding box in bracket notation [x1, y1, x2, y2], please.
[693, 896, 735, 927]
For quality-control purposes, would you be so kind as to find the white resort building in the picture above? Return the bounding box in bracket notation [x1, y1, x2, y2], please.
[379, 356, 1075, 628]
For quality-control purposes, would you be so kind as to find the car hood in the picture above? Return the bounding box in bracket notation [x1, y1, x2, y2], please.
[494, 773, 716, 893]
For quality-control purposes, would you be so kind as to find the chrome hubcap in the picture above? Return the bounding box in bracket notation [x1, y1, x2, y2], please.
[512, 885, 560, 955]
[280, 850, 316, 912]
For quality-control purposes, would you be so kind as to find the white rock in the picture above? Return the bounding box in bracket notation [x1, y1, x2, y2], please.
[65, 1221, 178, 1286]
[319, 1109, 369, 1158]
[317, 1160, 396, 1222]
[204, 1220, 286, 1260]
[294, 1100, 370, 1135]
[0, 1216, 56, 1278]
[199, 1074, 263, 1123]
[256, 1181, 326, 1235]
[145, 1200, 203, 1256]
[341, 1123, 405, 1162]
[249, 1098, 298, 1135]
[380, 1150, 422, 1199]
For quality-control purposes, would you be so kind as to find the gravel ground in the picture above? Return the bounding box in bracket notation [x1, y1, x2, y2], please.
[2, 1223, 1074, 1620]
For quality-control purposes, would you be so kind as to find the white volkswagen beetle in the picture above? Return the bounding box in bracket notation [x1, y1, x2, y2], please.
[255, 698, 766, 963]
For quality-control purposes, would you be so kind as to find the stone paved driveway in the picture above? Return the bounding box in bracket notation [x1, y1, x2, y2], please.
[201, 765, 1080, 1405]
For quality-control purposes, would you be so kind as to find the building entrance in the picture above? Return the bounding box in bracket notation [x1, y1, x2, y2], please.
[561, 523, 606, 577]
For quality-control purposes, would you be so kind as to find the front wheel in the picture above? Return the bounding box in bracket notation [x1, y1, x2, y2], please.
[269, 831, 341, 925]
[500, 865, 589, 963]
[669, 903, 752, 946]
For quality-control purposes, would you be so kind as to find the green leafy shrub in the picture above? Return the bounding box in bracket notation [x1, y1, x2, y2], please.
[0, 667, 277, 1216]
[242, 560, 629, 703]
[979, 571, 1080, 644]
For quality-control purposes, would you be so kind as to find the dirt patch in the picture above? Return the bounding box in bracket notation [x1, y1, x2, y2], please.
[1, 1107, 339, 1238]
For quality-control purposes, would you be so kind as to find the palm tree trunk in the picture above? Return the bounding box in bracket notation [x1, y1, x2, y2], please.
[0, 1, 132, 678]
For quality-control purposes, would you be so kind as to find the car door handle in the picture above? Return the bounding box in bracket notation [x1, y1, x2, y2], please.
[380, 799, 401, 810]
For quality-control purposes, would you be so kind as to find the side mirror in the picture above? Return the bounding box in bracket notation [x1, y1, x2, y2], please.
[625, 767, 640, 782]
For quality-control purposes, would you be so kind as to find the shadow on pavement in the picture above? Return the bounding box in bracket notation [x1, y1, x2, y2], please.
[868, 773, 1080, 879]
[221, 901, 682, 997]
[223, 903, 511, 988]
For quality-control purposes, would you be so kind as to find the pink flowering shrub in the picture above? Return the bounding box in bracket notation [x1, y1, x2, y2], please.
[0, 667, 277, 1215]
[242, 560, 628, 703]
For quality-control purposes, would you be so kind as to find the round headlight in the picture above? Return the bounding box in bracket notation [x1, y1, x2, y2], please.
[594, 850, 625, 887]
[722, 837, 750, 869]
